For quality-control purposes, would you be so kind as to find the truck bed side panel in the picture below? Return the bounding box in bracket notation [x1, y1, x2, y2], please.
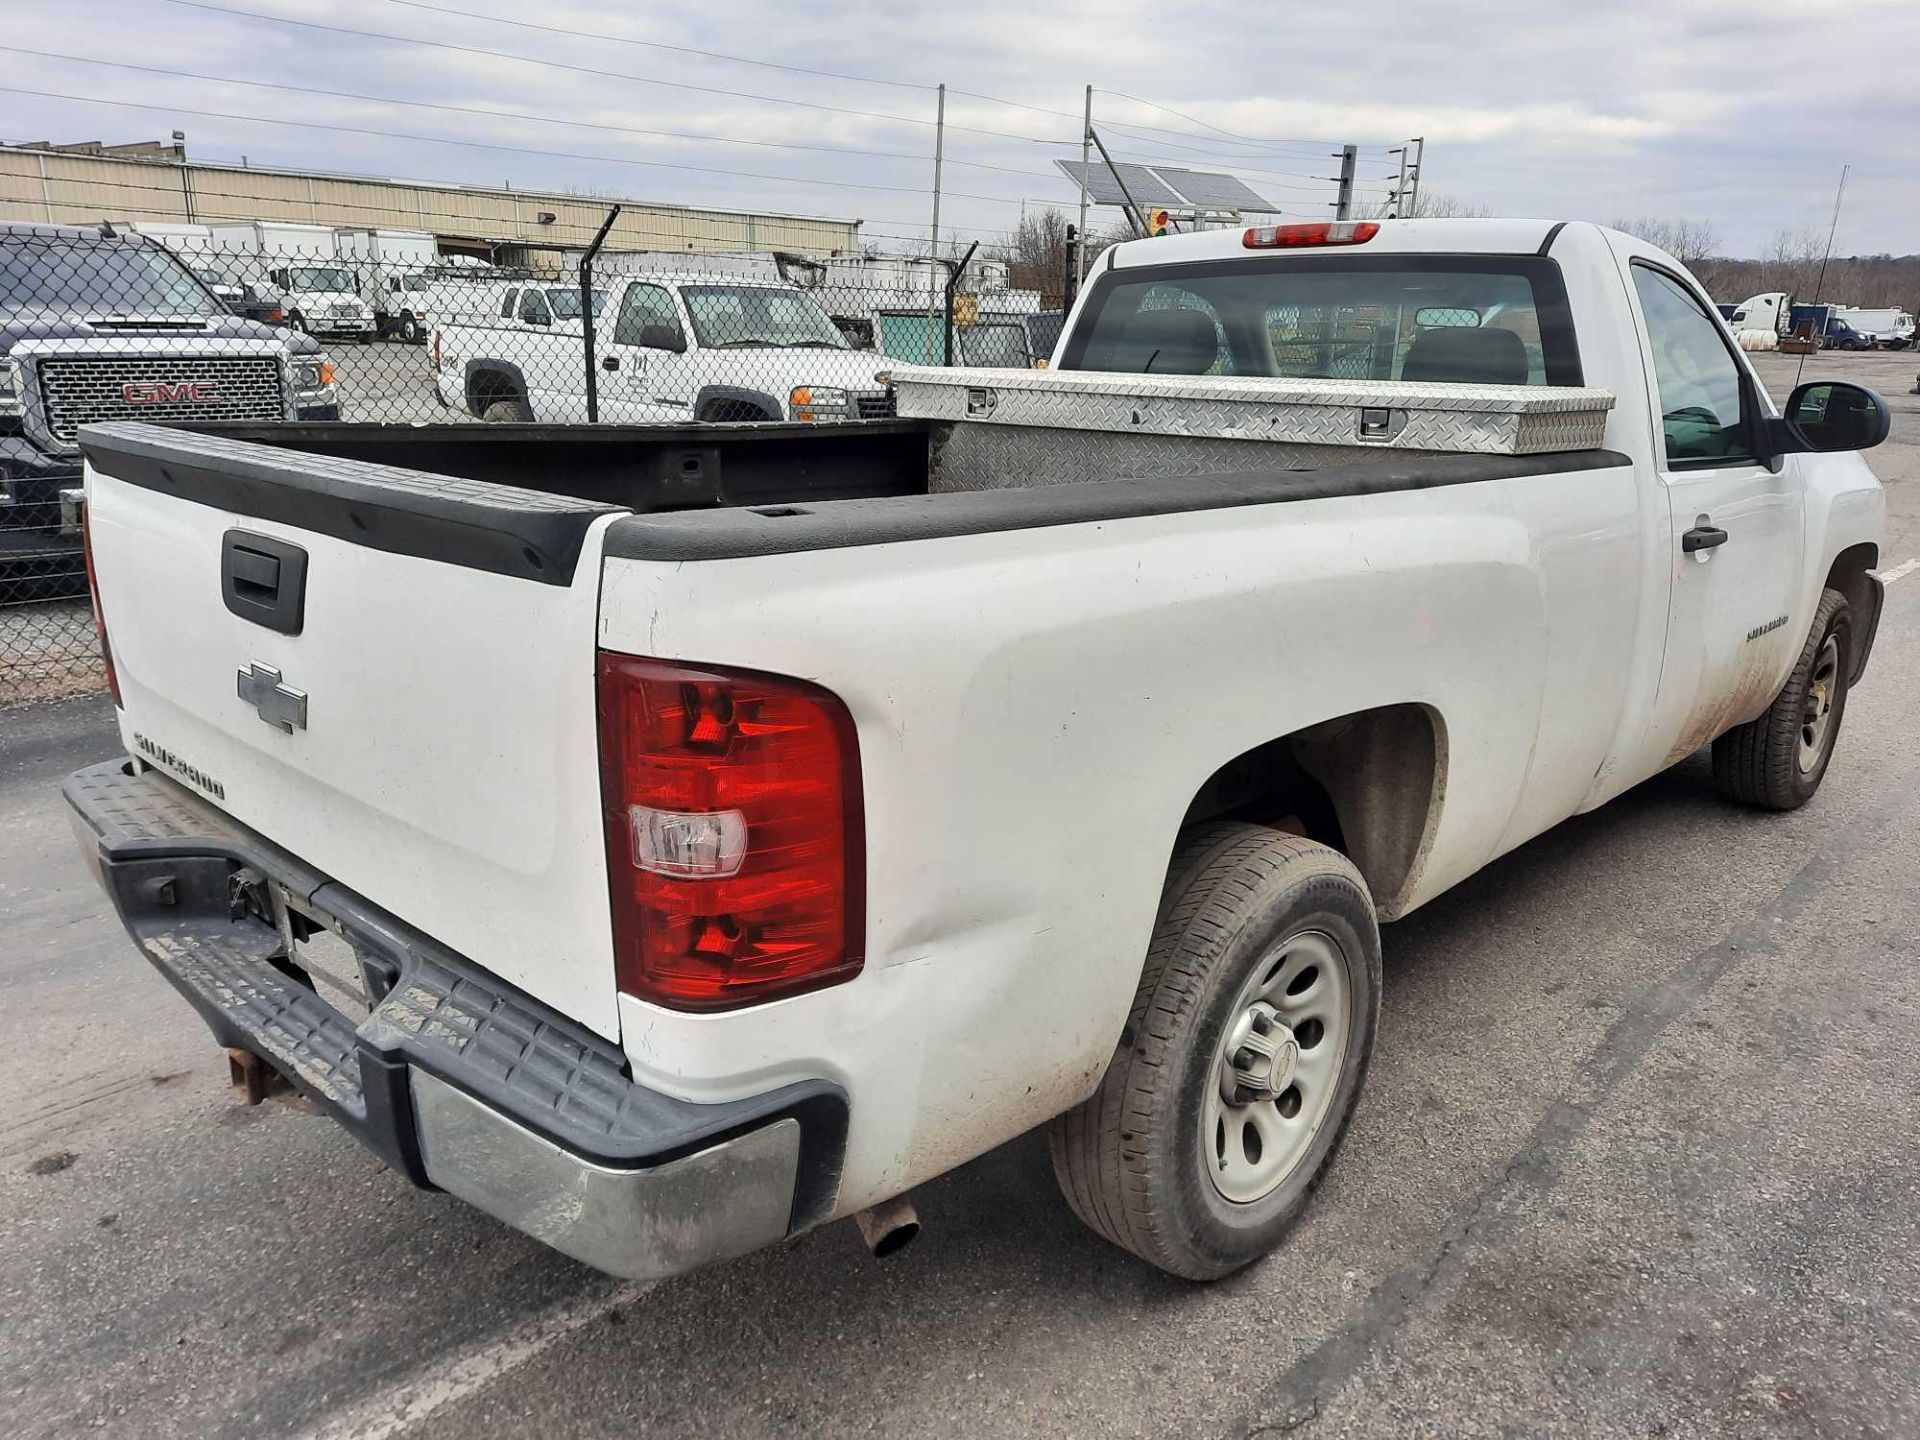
[596, 470, 1635, 1211]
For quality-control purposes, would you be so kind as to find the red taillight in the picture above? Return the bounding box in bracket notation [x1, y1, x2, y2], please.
[596, 653, 864, 1011]
[80, 499, 121, 707]
[1242, 221, 1380, 249]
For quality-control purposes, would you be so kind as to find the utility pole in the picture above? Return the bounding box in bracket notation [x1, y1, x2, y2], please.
[927, 82, 946, 364]
[1406, 136, 1425, 217]
[1333, 144, 1358, 221]
[1074, 84, 1092, 290]
[1389, 145, 1409, 218]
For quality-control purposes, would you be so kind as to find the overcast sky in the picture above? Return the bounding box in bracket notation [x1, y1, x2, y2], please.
[3, 0, 1915, 258]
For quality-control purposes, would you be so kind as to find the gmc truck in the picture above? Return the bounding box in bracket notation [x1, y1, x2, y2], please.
[0, 223, 340, 594]
[67, 220, 1888, 1283]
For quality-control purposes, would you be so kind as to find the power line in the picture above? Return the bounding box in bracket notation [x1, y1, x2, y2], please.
[0, 86, 1042, 207]
[372, 0, 1372, 160]
[0, 46, 1060, 180]
[381, 0, 934, 93]
[152, 0, 1078, 146]
[1094, 88, 1397, 154]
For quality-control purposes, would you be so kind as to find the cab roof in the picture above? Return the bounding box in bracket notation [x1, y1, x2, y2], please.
[1102, 218, 1576, 269]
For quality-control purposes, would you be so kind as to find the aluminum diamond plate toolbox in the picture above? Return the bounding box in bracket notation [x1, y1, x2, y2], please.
[890, 365, 1616, 458]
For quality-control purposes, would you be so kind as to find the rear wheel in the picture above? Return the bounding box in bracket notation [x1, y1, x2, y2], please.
[1712, 587, 1852, 810]
[1049, 822, 1381, 1280]
[399, 312, 422, 344]
[481, 398, 533, 423]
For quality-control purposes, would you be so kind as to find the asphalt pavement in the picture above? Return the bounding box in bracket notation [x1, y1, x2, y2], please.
[1, 350, 1917, 1439]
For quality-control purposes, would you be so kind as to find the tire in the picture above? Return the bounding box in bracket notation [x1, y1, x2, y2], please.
[399, 313, 422, 344]
[481, 398, 533, 423]
[1049, 822, 1382, 1280]
[288, 312, 309, 335]
[1712, 586, 1852, 810]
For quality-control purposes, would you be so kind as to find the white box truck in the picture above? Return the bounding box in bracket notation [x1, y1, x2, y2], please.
[208, 222, 377, 343]
[333, 227, 441, 339]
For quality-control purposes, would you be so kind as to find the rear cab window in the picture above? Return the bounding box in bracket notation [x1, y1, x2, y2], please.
[1059, 255, 1582, 387]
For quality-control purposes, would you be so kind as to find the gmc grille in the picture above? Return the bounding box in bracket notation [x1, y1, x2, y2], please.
[854, 389, 896, 420]
[37, 356, 285, 446]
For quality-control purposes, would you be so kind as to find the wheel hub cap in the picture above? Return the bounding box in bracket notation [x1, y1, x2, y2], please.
[1202, 929, 1354, 1205]
[1222, 1005, 1299, 1104]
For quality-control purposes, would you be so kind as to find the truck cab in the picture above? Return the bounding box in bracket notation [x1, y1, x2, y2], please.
[265, 262, 376, 344]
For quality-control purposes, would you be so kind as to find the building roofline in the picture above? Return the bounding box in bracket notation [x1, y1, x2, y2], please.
[0, 143, 864, 230]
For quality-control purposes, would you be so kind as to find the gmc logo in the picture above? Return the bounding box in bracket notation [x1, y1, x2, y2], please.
[121, 380, 218, 405]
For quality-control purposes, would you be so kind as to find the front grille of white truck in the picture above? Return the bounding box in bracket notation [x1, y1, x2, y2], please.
[854, 389, 896, 420]
[37, 356, 285, 446]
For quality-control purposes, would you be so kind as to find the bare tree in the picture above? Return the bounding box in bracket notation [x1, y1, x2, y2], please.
[1394, 190, 1492, 219]
[1611, 216, 1720, 267]
[1001, 207, 1124, 305]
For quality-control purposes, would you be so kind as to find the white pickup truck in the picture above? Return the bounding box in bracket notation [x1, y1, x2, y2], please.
[431, 271, 895, 423]
[67, 220, 1888, 1283]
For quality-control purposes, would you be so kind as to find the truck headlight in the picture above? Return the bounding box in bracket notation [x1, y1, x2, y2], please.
[0, 357, 21, 417]
[790, 385, 850, 422]
[291, 358, 337, 393]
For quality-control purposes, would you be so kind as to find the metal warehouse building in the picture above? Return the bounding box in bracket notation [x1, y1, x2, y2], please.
[0, 144, 864, 260]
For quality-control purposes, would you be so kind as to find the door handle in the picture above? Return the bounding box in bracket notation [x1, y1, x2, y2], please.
[601, 355, 620, 371]
[1682, 524, 1729, 553]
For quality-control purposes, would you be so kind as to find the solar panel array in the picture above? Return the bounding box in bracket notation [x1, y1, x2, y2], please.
[1053, 160, 1277, 213]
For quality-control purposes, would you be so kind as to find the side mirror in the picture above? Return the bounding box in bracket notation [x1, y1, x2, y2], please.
[1784, 381, 1890, 453]
[637, 323, 685, 353]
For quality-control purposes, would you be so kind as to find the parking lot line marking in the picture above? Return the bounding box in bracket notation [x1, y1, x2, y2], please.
[295, 1279, 652, 1440]
[1880, 557, 1920, 586]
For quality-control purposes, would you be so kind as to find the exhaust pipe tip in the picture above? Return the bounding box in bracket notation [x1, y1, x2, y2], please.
[853, 1195, 920, 1259]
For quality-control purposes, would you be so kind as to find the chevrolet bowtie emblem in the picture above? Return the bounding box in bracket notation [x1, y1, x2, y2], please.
[237, 662, 308, 734]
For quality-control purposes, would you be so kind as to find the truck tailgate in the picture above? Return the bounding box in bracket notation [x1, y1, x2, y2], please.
[79, 422, 629, 1038]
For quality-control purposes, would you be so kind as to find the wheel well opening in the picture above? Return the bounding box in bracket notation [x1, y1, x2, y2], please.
[698, 397, 774, 423]
[467, 367, 523, 410]
[1181, 703, 1445, 919]
[1825, 542, 1878, 680]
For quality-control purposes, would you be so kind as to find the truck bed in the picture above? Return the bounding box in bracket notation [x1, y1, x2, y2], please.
[82, 418, 1628, 577]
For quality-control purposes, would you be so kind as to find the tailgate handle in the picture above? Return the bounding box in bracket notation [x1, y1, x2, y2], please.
[221, 530, 307, 636]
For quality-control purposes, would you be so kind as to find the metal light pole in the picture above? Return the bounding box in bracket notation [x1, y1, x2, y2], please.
[1074, 84, 1092, 290]
[927, 82, 946, 365]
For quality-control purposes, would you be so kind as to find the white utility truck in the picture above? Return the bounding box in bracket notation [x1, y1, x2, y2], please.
[431, 271, 895, 422]
[67, 220, 1888, 1283]
[1832, 306, 1915, 350]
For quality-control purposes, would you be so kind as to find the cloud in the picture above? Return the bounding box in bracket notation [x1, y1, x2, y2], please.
[2, 0, 1914, 256]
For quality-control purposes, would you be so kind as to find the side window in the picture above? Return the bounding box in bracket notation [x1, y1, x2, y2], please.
[519, 290, 551, 326]
[612, 284, 686, 349]
[499, 287, 518, 319]
[1632, 264, 1754, 465]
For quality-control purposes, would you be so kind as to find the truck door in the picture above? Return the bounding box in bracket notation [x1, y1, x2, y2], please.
[1629, 260, 1806, 765]
[599, 282, 694, 422]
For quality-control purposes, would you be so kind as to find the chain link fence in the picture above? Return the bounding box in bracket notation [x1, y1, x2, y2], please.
[1, 217, 1062, 707]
